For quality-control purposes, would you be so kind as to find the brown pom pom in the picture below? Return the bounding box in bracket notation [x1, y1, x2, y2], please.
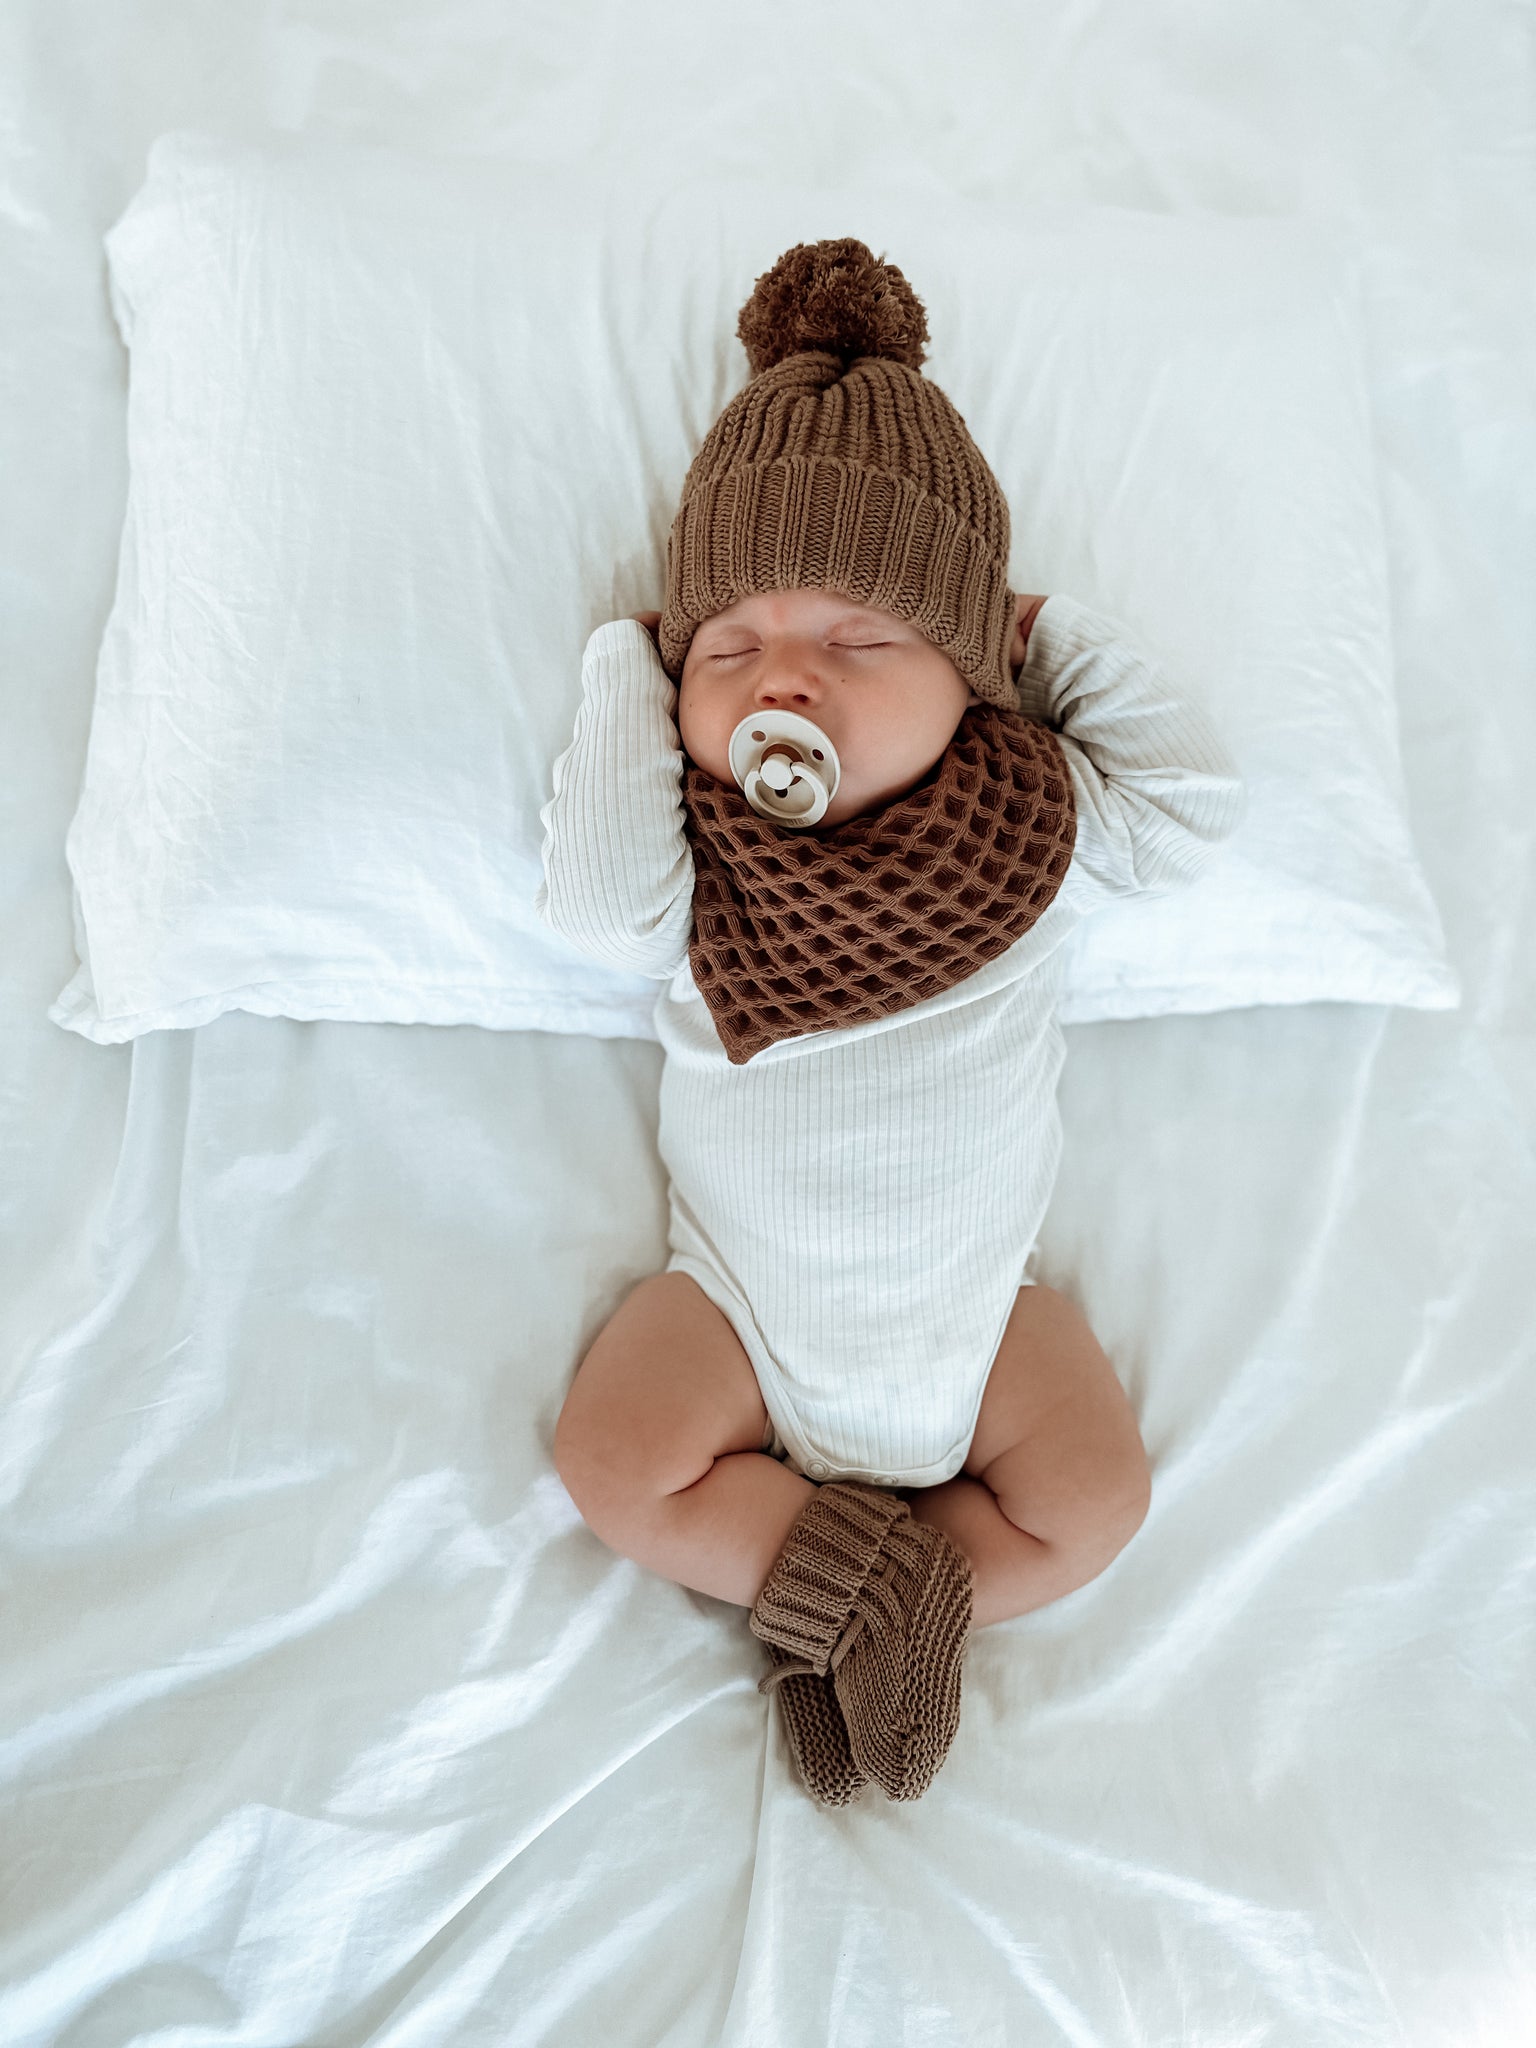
[736, 237, 930, 377]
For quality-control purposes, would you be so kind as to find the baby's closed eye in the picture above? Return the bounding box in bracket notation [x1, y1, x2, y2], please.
[709, 642, 890, 662]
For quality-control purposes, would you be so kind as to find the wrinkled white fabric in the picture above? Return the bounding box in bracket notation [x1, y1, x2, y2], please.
[2, 7, 1533, 2048]
[537, 598, 1245, 1484]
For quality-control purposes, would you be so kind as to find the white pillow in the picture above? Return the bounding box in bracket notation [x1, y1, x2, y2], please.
[50, 129, 1459, 1045]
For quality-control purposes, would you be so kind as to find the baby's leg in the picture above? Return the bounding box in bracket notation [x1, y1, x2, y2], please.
[553, 1272, 817, 1606]
[901, 1284, 1152, 1629]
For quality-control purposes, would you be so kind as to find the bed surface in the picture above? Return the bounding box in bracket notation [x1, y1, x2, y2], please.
[3, 6, 1533, 2044]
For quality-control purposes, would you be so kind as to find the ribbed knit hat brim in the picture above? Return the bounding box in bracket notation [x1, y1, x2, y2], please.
[659, 444, 1018, 706]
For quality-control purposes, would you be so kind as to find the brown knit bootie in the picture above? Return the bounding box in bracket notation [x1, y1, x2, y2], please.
[758, 1644, 867, 1807]
[828, 1513, 975, 1802]
[749, 1481, 911, 1807]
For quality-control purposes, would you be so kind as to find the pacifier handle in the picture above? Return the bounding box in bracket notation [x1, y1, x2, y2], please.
[744, 749, 829, 828]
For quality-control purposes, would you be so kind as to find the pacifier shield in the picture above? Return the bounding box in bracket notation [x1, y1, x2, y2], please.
[728, 711, 842, 830]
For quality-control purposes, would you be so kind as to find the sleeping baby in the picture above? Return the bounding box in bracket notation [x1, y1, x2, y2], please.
[536, 238, 1245, 1808]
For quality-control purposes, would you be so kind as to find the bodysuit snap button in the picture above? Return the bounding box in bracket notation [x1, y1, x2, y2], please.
[807, 1458, 829, 1478]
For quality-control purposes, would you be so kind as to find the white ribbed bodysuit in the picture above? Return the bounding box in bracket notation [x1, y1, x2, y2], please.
[536, 596, 1245, 1488]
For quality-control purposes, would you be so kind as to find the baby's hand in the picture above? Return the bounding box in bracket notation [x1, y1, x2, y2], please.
[631, 610, 663, 646]
[1013, 594, 1049, 673]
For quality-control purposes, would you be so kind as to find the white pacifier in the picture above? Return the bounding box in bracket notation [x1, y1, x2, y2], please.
[727, 711, 841, 830]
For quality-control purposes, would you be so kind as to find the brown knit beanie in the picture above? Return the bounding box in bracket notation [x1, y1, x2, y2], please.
[658, 237, 1023, 712]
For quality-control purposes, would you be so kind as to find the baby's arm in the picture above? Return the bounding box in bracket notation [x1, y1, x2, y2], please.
[1015, 595, 1246, 909]
[533, 617, 695, 978]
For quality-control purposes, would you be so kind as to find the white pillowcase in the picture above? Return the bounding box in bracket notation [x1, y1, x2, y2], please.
[50, 129, 1459, 1044]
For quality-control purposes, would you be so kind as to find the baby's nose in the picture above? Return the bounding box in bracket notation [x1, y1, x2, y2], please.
[754, 669, 824, 707]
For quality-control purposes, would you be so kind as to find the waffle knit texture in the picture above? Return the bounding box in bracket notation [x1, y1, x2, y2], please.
[683, 706, 1075, 1064]
[656, 238, 1023, 711]
[534, 595, 1247, 1488]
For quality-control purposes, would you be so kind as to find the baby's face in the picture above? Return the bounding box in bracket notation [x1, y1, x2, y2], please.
[677, 586, 983, 830]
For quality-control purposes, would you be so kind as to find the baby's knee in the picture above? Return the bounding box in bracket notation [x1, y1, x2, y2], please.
[1070, 1438, 1152, 1574]
[553, 1390, 645, 1547]
[994, 1422, 1150, 1572]
[1109, 1446, 1152, 1549]
[554, 1371, 715, 1554]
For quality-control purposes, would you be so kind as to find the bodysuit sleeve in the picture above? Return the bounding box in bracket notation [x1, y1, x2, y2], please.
[1013, 594, 1247, 910]
[533, 618, 695, 979]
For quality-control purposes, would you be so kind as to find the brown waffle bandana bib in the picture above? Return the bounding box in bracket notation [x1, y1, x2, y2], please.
[661, 235, 1077, 1065]
[683, 710, 1074, 1065]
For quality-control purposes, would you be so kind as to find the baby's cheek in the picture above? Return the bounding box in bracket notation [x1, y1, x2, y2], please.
[678, 700, 733, 782]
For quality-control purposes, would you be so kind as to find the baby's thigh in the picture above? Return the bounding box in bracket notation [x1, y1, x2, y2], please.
[963, 1283, 1150, 1546]
[553, 1273, 771, 1521]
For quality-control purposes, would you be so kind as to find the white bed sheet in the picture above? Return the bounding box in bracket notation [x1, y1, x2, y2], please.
[2, 6, 1533, 2045]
